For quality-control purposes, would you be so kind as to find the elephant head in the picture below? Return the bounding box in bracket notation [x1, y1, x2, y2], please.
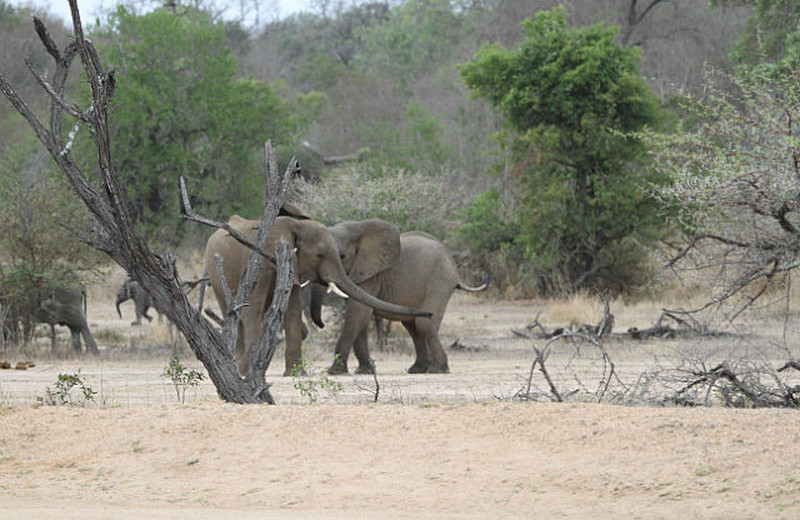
[203, 215, 430, 376]
[309, 219, 400, 327]
[306, 219, 403, 327]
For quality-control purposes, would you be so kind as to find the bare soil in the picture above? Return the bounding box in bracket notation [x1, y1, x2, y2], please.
[1, 280, 799, 519]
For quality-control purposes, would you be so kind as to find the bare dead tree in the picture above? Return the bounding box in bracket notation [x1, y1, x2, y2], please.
[0, 0, 292, 404]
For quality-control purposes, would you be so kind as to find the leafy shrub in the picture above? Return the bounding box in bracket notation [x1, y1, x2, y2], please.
[41, 370, 97, 406]
[294, 166, 465, 238]
[162, 356, 205, 404]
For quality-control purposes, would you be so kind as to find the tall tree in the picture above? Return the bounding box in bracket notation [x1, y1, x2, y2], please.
[460, 6, 666, 294]
[87, 5, 299, 244]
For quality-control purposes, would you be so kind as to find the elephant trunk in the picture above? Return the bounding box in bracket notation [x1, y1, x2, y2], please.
[115, 292, 125, 318]
[330, 274, 431, 320]
[308, 283, 327, 328]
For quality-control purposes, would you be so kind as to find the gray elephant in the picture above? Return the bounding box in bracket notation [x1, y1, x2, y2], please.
[203, 215, 432, 377]
[115, 277, 153, 325]
[312, 219, 487, 375]
[37, 284, 99, 355]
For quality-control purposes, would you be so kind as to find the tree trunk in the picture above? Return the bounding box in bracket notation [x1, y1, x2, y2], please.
[0, 0, 293, 404]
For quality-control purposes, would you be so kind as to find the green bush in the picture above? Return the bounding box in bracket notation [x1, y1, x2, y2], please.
[460, 7, 667, 295]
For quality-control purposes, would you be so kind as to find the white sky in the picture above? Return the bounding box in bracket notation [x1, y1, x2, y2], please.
[8, 1, 312, 26]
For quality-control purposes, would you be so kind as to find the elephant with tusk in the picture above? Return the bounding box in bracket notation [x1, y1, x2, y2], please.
[203, 215, 432, 377]
[310, 219, 488, 375]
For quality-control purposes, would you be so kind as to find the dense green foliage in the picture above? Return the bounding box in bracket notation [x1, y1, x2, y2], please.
[0, 0, 759, 300]
[711, 0, 800, 73]
[86, 6, 300, 243]
[460, 7, 666, 294]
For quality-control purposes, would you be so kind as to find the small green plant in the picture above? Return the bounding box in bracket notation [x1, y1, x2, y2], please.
[162, 356, 205, 404]
[291, 357, 343, 404]
[42, 370, 97, 406]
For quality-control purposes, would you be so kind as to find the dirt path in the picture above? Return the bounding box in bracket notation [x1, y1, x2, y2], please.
[1, 292, 799, 518]
[2, 402, 799, 519]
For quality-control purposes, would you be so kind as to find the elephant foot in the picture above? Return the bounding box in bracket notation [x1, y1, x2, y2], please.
[428, 363, 450, 374]
[327, 361, 349, 376]
[284, 363, 306, 377]
[407, 360, 430, 374]
[354, 364, 375, 375]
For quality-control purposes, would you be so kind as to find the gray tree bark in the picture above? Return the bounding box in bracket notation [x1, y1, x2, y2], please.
[0, 0, 292, 404]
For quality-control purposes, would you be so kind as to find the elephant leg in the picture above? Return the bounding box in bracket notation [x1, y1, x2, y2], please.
[403, 320, 432, 373]
[353, 328, 374, 374]
[417, 320, 448, 373]
[70, 327, 82, 354]
[283, 287, 306, 376]
[81, 325, 99, 356]
[237, 269, 277, 377]
[138, 298, 153, 323]
[50, 324, 58, 355]
[328, 301, 372, 375]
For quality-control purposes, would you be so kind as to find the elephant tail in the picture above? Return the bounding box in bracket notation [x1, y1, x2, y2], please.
[457, 273, 489, 292]
[82, 286, 88, 318]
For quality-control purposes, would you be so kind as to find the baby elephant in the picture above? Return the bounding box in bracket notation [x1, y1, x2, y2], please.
[115, 278, 153, 325]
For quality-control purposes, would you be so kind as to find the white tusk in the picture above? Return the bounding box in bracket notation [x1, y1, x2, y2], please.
[328, 282, 349, 299]
[299, 280, 310, 288]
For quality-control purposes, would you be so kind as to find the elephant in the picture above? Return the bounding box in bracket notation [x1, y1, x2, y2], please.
[115, 277, 153, 325]
[36, 284, 99, 355]
[203, 215, 433, 377]
[312, 220, 487, 375]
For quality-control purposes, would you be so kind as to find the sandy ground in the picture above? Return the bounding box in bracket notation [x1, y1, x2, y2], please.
[1, 284, 800, 519]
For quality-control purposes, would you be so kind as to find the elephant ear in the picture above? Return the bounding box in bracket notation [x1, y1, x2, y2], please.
[335, 219, 401, 284]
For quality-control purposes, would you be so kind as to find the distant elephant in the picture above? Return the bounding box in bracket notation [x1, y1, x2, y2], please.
[314, 220, 487, 375]
[37, 284, 99, 355]
[203, 215, 432, 377]
[115, 277, 153, 325]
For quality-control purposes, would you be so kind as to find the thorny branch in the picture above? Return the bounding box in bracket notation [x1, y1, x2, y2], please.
[515, 292, 800, 408]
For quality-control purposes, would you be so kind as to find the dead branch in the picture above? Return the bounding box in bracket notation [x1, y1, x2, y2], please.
[778, 360, 800, 372]
[515, 328, 625, 403]
[653, 354, 800, 408]
[0, 1, 295, 403]
[523, 289, 614, 339]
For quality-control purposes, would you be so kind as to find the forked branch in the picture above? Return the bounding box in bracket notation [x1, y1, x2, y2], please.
[0, 0, 295, 403]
